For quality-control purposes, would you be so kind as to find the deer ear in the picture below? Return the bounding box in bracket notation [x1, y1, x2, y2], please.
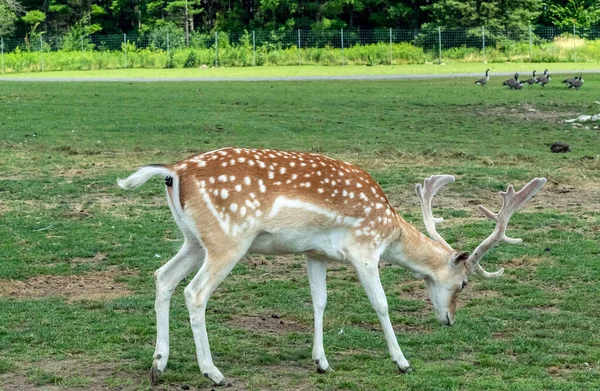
[452, 251, 470, 265]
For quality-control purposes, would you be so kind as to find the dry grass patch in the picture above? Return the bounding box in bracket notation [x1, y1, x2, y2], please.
[0, 267, 137, 303]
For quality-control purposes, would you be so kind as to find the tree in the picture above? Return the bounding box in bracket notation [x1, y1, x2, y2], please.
[165, 0, 202, 45]
[0, 0, 23, 36]
[424, 0, 543, 32]
[546, 0, 600, 29]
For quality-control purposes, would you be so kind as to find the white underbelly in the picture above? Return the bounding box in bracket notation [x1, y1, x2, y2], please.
[248, 228, 349, 262]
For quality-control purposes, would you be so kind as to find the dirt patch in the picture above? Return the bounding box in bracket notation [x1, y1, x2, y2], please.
[535, 305, 560, 313]
[546, 363, 595, 378]
[71, 252, 108, 266]
[0, 357, 270, 391]
[61, 204, 94, 220]
[0, 267, 137, 303]
[228, 314, 310, 334]
[481, 104, 578, 124]
[0, 359, 138, 391]
[506, 256, 544, 270]
[535, 180, 600, 212]
[236, 254, 308, 283]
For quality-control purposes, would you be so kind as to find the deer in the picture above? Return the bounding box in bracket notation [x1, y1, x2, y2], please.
[117, 147, 546, 386]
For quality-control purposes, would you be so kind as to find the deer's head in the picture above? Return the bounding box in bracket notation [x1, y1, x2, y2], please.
[415, 175, 546, 326]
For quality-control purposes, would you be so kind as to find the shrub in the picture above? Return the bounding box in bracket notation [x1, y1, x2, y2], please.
[184, 50, 197, 68]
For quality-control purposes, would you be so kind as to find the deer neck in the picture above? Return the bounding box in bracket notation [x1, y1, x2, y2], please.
[383, 216, 451, 278]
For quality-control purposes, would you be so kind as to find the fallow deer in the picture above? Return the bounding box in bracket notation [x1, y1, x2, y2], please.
[118, 147, 546, 385]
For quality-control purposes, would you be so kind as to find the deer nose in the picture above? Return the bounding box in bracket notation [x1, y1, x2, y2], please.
[444, 312, 454, 327]
[436, 312, 452, 326]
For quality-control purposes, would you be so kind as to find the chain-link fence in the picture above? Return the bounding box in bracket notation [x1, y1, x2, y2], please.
[1, 26, 598, 74]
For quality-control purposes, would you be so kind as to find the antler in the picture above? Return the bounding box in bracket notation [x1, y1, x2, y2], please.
[415, 175, 455, 251]
[467, 178, 547, 278]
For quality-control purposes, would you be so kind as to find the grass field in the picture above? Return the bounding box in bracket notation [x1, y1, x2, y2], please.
[0, 77, 599, 390]
[1, 62, 600, 79]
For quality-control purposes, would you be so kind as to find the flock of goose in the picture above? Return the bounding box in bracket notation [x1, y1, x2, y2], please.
[474, 69, 585, 90]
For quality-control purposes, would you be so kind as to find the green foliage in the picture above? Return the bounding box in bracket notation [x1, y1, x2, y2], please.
[21, 9, 45, 25]
[547, 0, 600, 29]
[4, 33, 600, 74]
[183, 49, 196, 67]
[424, 0, 542, 33]
[0, 2, 18, 36]
[148, 22, 186, 50]
[61, 12, 102, 52]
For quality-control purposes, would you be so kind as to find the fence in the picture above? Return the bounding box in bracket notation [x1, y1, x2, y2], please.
[1, 26, 600, 74]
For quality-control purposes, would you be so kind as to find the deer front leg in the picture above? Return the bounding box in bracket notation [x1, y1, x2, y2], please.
[353, 260, 413, 374]
[306, 256, 330, 373]
[152, 240, 204, 384]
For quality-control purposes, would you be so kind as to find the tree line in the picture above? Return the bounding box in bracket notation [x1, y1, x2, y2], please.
[1, 0, 599, 39]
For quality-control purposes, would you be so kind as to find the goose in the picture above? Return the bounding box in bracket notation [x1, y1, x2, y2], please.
[503, 73, 519, 89]
[524, 70, 538, 87]
[562, 76, 577, 86]
[514, 79, 524, 90]
[475, 69, 490, 87]
[568, 76, 584, 90]
[536, 73, 551, 87]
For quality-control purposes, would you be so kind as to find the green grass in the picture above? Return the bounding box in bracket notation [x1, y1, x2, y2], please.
[0, 78, 599, 390]
[1, 62, 600, 79]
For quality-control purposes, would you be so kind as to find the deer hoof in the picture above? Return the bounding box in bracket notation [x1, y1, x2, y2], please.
[314, 359, 331, 374]
[398, 365, 413, 374]
[150, 366, 163, 386]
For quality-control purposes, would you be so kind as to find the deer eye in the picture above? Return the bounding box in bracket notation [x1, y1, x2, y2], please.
[461, 281, 468, 290]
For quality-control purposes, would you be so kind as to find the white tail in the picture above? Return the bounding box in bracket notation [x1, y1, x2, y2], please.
[118, 147, 545, 386]
[117, 165, 173, 190]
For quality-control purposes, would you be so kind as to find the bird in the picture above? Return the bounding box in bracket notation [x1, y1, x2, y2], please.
[514, 79, 524, 90]
[562, 76, 577, 86]
[536, 73, 551, 87]
[524, 70, 538, 87]
[475, 69, 490, 87]
[568, 76, 584, 90]
[503, 73, 519, 89]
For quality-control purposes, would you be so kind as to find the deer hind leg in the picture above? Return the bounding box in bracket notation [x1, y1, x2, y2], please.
[183, 241, 250, 385]
[351, 255, 413, 374]
[151, 238, 205, 384]
[305, 256, 331, 373]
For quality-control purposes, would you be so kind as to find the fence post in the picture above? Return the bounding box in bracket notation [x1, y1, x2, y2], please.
[215, 31, 219, 67]
[438, 27, 442, 64]
[1, 37, 3, 75]
[389, 27, 393, 65]
[124, 33, 127, 68]
[40, 35, 44, 72]
[252, 30, 256, 66]
[341, 28, 344, 65]
[573, 23, 577, 63]
[166, 32, 170, 59]
[297, 29, 301, 65]
[482, 26, 486, 63]
[529, 25, 532, 62]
